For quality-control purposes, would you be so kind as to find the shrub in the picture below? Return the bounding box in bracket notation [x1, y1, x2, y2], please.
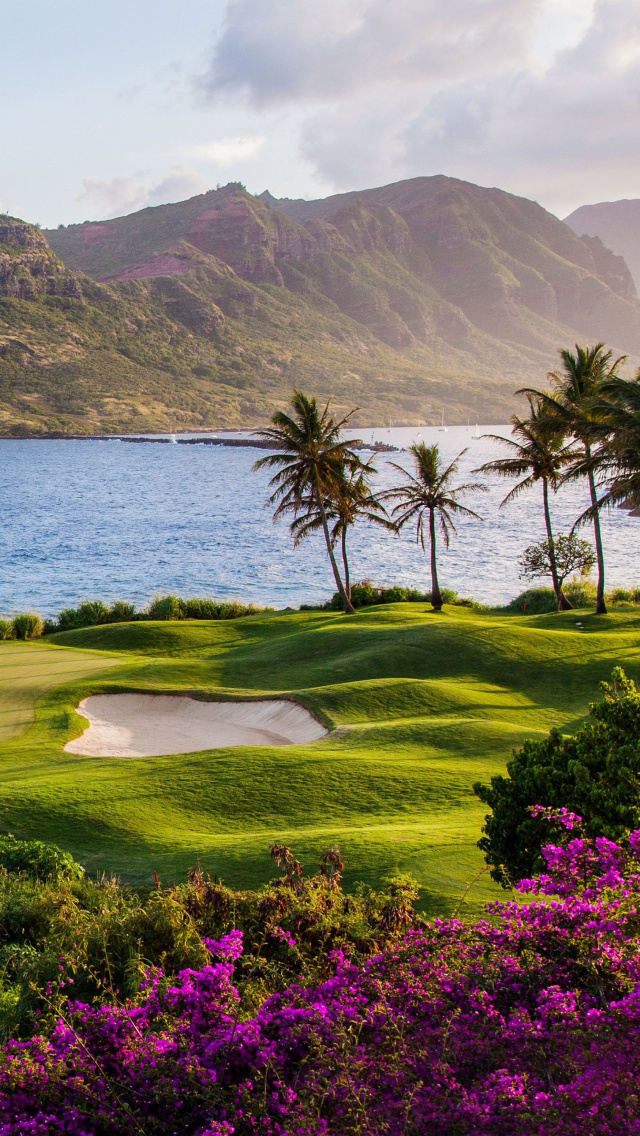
[147, 594, 183, 620]
[473, 667, 640, 885]
[501, 586, 557, 614]
[0, 835, 84, 882]
[47, 597, 263, 632]
[147, 595, 265, 621]
[566, 577, 597, 607]
[502, 579, 605, 613]
[0, 621, 13, 641]
[0, 842, 420, 1042]
[11, 613, 43, 640]
[324, 580, 479, 610]
[3, 820, 640, 1133]
[108, 600, 138, 622]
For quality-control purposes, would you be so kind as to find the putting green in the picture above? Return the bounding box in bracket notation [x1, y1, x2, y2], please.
[1, 604, 639, 915]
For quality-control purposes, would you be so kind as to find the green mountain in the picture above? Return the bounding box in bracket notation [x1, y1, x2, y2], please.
[565, 199, 640, 295]
[1, 176, 639, 435]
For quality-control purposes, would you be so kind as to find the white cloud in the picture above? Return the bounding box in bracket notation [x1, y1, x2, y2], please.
[78, 166, 208, 219]
[190, 135, 266, 164]
[199, 0, 640, 215]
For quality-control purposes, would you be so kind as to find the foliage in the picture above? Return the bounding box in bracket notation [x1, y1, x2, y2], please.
[501, 579, 637, 614]
[11, 613, 42, 640]
[0, 621, 13, 641]
[46, 596, 266, 632]
[254, 390, 366, 611]
[589, 370, 640, 512]
[474, 667, 640, 884]
[0, 835, 84, 882]
[519, 533, 595, 585]
[522, 343, 627, 614]
[382, 442, 485, 610]
[55, 600, 132, 632]
[0, 840, 420, 1042]
[322, 579, 478, 610]
[500, 586, 559, 614]
[3, 817, 640, 1132]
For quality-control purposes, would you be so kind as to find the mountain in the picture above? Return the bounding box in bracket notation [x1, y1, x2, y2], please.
[1, 176, 639, 436]
[564, 199, 640, 294]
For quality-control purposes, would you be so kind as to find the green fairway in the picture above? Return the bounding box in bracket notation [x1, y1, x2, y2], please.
[1, 605, 639, 914]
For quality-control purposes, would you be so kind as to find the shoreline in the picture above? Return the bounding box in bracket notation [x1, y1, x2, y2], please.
[0, 431, 401, 452]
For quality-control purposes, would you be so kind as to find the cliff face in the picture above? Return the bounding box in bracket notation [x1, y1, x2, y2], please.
[0, 222, 83, 302]
[564, 199, 640, 295]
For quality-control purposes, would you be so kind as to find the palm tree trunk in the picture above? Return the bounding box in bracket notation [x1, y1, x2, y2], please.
[340, 526, 351, 600]
[429, 507, 443, 612]
[586, 444, 607, 615]
[542, 478, 572, 611]
[314, 480, 355, 614]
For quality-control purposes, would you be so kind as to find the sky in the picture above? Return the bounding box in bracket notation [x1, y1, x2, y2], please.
[1, 0, 639, 228]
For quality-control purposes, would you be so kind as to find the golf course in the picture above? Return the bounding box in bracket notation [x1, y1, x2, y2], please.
[1, 602, 639, 914]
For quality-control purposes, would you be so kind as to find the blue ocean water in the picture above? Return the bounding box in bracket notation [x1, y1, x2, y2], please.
[0, 425, 638, 618]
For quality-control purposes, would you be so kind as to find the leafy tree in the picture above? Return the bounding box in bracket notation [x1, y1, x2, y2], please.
[253, 391, 364, 613]
[474, 667, 640, 885]
[519, 533, 595, 592]
[477, 396, 578, 610]
[521, 344, 626, 614]
[382, 443, 485, 612]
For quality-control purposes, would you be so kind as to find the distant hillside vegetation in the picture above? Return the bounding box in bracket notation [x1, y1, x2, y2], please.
[1, 176, 638, 436]
[565, 199, 640, 295]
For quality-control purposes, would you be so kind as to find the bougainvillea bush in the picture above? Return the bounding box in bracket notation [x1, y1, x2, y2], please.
[2, 808, 640, 1135]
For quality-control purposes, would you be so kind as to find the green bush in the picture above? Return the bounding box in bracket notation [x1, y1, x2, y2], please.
[0, 835, 84, 882]
[566, 578, 597, 607]
[499, 587, 557, 614]
[12, 613, 43, 640]
[0, 620, 14, 641]
[473, 667, 640, 886]
[324, 580, 479, 611]
[147, 594, 183, 620]
[48, 596, 265, 631]
[146, 595, 265, 621]
[0, 842, 420, 1041]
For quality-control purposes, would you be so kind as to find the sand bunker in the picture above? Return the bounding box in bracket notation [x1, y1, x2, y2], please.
[64, 693, 327, 757]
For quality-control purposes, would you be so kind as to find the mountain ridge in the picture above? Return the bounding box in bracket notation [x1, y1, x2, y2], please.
[564, 198, 640, 294]
[0, 175, 637, 436]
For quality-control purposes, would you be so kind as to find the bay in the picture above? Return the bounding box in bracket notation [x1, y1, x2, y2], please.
[0, 425, 638, 618]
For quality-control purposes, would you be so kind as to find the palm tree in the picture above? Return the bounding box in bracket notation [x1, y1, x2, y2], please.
[521, 343, 626, 615]
[253, 391, 363, 613]
[291, 461, 393, 599]
[475, 396, 578, 611]
[584, 370, 640, 513]
[382, 443, 485, 611]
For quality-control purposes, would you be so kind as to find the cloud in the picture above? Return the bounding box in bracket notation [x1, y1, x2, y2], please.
[78, 166, 209, 219]
[202, 0, 539, 105]
[190, 135, 266, 164]
[200, 0, 640, 214]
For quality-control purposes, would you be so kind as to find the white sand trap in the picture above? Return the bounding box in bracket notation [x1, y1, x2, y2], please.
[64, 693, 327, 757]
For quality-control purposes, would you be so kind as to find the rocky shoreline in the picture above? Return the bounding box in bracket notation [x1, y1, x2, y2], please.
[0, 432, 401, 452]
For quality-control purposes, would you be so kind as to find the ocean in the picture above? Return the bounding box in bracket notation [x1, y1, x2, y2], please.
[0, 425, 637, 617]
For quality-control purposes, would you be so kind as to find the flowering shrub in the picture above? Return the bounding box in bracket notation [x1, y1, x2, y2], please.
[3, 813, 640, 1133]
[475, 667, 640, 884]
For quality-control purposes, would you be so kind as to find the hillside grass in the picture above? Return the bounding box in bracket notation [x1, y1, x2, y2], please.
[1, 604, 639, 915]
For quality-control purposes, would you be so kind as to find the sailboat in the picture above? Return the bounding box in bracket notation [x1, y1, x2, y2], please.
[438, 408, 448, 433]
[472, 423, 481, 441]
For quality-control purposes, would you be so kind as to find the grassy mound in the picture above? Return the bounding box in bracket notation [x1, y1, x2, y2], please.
[1, 604, 639, 914]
